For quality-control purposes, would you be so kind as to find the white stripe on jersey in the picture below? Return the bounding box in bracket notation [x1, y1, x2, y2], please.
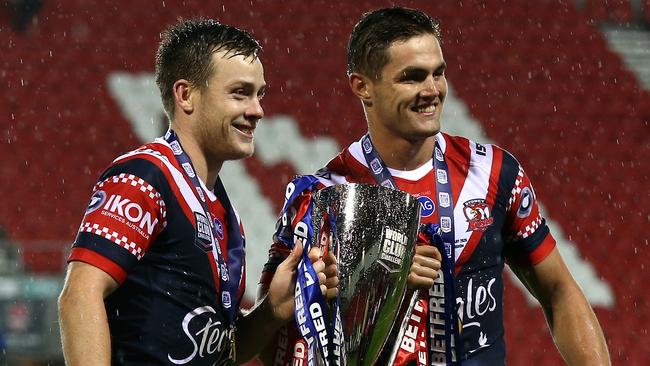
[453, 141, 494, 260]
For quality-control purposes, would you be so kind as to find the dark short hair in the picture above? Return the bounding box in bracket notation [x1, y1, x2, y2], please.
[155, 18, 262, 120]
[347, 7, 441, 79]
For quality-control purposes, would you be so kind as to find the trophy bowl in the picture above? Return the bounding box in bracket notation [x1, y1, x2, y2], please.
[310, 183, 421, 365]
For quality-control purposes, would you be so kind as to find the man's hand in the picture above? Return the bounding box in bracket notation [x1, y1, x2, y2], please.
[312, 247, 338, 300]
[407, 244, 442, 290]
[266, 240, 339, 323]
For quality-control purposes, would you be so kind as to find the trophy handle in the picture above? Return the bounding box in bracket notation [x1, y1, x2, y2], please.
[384, 290, 420, 365]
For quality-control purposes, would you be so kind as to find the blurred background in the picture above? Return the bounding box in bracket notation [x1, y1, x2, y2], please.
[1, 0, 649, 364]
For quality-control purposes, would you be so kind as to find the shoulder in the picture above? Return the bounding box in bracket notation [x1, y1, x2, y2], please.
[97, 139, 182, 192]
[315, 138, 376, 186]
[442, 132, 521, 176]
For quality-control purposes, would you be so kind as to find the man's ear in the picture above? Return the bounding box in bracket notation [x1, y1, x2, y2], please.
[173, 79, 195, 115]
[349, 73, 373, 107]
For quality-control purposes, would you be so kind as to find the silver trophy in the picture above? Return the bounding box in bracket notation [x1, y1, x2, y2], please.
[310, 183, 421, 365]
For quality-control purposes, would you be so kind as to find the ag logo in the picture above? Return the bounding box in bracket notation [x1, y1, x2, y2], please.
[463, 199, 494, 232]
[418, 196, 435, 217]
[86, 190, 106, 214]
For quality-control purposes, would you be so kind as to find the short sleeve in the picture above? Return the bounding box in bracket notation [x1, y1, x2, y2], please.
[69, 166, 167, 283]
[504, 165, 556, 266]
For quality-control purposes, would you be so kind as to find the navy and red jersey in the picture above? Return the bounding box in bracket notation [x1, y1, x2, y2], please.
[69, 138, 245, 366]
[261, 133, 556, 365]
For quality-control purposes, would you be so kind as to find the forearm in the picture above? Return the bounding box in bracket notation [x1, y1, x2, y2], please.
[59, 291, 112, 365]
[235, 295, 286, 364]
[545, 285, 610, 366]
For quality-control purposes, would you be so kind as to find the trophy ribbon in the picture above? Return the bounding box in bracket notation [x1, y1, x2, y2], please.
[275, 175, 343, 366]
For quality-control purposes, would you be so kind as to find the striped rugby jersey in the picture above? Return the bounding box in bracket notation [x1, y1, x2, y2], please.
[69, 138, 244, 366]
[262, 132, 555, 365]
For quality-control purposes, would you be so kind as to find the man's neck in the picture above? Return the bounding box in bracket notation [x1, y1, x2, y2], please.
[368, 130, 436, 171]
[173, 127, 222, 189]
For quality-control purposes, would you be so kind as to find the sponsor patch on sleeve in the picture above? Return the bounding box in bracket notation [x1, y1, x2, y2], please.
[76, 173, 166, 259]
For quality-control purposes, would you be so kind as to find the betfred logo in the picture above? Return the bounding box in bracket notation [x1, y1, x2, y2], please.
[101, 194, 159, 236]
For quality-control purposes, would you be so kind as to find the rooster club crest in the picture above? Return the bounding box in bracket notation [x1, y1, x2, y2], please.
[463, 199, 493, 231]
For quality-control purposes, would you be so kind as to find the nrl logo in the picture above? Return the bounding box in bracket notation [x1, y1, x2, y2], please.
[463, 199, 494, 232]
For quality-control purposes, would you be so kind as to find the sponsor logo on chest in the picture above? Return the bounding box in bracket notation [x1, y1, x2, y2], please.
[418, 196, 435, 218]
[167, 306, 232, 365]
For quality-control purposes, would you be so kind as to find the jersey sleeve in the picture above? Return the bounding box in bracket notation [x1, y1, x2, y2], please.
[69, 160, 167, 283]
[503, 164, 556, 266]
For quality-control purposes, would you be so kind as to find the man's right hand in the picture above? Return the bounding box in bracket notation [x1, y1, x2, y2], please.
[407, 244, 442, 290]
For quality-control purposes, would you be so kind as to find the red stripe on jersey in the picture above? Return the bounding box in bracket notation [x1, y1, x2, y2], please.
[455, 148, 503, 274]
[69, 247, 128, 284]
[528, 234, 556, 265]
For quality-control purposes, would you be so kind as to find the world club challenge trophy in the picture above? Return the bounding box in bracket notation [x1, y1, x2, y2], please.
[303, 183, 421, 366]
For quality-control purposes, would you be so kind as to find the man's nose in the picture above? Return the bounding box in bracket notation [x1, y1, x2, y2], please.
[420, 76, 440, 99]
[246, 98, 264, 119]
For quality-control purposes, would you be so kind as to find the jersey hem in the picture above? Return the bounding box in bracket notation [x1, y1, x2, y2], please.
[68, 247, 128, 284]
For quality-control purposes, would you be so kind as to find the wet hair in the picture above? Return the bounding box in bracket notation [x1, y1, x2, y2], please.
[347, 7, 441, 79]
[155, 18, 262, 120]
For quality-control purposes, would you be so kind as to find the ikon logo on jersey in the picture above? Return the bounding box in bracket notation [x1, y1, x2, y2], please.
[463, 199, 494, 231]
[97, 194, 159, 237]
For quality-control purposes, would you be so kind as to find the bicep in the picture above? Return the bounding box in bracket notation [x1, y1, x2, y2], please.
[510, 247, 577, 309]
[61, 261, 120, 300]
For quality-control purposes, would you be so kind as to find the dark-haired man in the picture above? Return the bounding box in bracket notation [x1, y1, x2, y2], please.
[259, 7, 609, 366]
[58, 18, 322, 366]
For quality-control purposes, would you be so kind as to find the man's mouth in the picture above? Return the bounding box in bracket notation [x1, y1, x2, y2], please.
[412, 104, 436, 114]
[233, 122, 255, 136]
